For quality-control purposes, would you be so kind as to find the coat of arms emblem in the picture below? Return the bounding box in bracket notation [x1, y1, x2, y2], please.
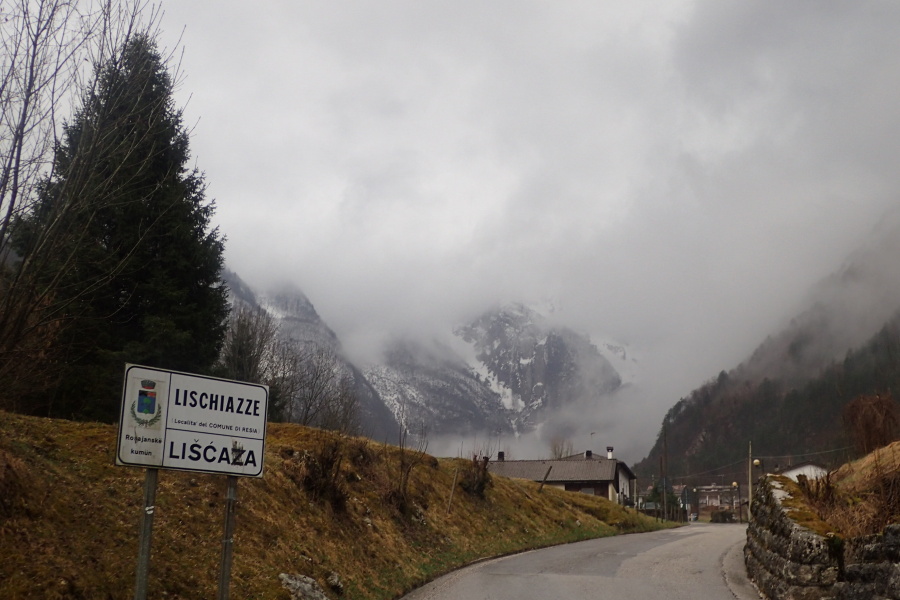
[131, 379, 162, 427]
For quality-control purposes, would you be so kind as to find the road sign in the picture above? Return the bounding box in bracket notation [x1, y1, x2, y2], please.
[116, 364, 268, 477]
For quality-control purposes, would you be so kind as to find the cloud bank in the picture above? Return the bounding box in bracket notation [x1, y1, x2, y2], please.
[158, 2, 900, 460]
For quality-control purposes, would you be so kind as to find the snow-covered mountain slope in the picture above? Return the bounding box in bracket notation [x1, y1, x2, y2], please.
[363, 337, 515, 437]
[365, 303, 627, 437]
[220, 272, 399, 441]
[454, 303, 622, 430]
[258, 286, 341, 352]
[223, 273, 632, 443]
[596, 339, 640, 387]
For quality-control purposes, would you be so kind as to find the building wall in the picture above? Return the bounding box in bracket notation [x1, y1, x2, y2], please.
[616, 467, 631, 500]
[781, 465, 828, 482]
[563, 482, 612, 498]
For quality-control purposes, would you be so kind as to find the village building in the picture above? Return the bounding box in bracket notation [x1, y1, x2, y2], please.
[778, 461, 828, 482]
[487, 447, 636, 505]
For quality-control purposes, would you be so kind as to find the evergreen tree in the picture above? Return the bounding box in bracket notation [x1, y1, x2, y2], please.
[14, 34, 228, 420]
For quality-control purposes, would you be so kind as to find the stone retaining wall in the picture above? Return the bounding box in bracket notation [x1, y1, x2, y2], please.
[745, 476, 900, 599]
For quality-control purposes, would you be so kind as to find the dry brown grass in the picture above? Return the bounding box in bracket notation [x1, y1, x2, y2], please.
[0, 411, 667, 599]
[790, 441, 900, 538]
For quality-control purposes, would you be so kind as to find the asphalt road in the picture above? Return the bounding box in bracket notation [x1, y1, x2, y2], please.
[401, 523, 761, 600]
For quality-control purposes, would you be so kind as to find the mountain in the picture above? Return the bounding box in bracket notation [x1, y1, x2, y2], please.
[364, 303, 624, 439]
[221, 271, 399, 441]
[363, 338, 515, 438]
[454, 303, 622, 429]
[738, 213, 900, 387]
[221, 270, 627, 443]
[634, 213, 900, 482]
[260, 287, 401, 441]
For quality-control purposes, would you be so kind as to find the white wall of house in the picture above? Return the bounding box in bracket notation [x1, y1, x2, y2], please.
[616, 467, 631, 502]
[781, 464, 827, 482]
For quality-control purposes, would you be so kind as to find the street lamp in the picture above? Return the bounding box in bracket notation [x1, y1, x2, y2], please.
[732, 481, 742, 524]
[749, 457, 768, 522]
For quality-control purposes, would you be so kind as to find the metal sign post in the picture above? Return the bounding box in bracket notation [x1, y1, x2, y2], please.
[134, 468, 159, 600]
[218, 476, 239, 600]
[116, 365, 268, 599]
[116, 365, 268, 477]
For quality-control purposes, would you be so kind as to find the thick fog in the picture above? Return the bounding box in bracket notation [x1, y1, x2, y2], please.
[159, 2, 900, 462]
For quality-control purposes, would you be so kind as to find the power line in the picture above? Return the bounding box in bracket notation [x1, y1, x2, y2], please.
[672, 459, 747, 481]
[754, 446, 853, 460]
[667, 445, 854, 482]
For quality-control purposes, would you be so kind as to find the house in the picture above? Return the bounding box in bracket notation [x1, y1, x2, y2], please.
[779, 462, 828, 482]
[694, 484, 742, 509]
[487, 447, 636, 505]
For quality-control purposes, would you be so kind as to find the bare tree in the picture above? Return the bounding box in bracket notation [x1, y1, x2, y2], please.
[218, 304, 278, 383]
[291, 347, 340, 427]
[0, 0, 163, 405]
[1, 0, 88, 248]
[549, 437, 574, 459]
[317, 374, 360, 435]
[843, 392, 900, 455]
[389, 404, 428, 510]
[265, 336, 301, 422]
[216, 298, 362, 429]
[217, 306, 309, 425]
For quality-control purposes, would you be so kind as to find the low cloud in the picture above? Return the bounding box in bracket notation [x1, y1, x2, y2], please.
[159, 2, 900, 458]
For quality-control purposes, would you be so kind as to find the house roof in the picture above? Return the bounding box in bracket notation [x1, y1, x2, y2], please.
[779, 462, 827, 474]
[489, 457, 633, 483]
[778, 462, 828, 481]
[559, 451, 637, 480]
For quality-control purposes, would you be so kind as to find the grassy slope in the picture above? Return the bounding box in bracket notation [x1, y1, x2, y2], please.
[0, 412, 667, 599]
[773, 441, 900, 539]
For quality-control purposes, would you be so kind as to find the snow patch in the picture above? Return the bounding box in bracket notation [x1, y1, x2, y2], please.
[594, 336, 641, 386]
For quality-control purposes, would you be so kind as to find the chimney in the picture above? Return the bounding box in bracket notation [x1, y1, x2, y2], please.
[584, 450, 592, 459]
[607, 446, 614, 459]
[498, 451, 505, 461]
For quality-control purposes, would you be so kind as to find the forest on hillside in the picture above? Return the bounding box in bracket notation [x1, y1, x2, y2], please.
[635, 311, 900, 484]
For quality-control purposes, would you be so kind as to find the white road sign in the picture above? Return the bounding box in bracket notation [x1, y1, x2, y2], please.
[116, 364, 268, 477]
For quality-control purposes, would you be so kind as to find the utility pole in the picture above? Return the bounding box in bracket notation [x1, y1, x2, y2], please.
[748, 441, 752, 519]
[663, 422, 669, 520]
[659, 456, 665, 520]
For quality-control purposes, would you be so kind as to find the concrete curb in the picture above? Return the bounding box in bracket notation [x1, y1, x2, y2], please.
[723, 535, 763, 599]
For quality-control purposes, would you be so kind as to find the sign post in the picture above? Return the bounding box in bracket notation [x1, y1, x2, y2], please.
[116, 364, 268, 599]
[218, 476, 238, 600]
[134, 468, 158, 600]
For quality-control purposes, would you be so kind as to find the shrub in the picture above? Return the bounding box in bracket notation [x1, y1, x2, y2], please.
[0, 449, 34, 518]
[710, 510, 734, 523]
[459, 455, 492, 499]
[283, 438, 348, 512]
[843, 393, 899, 455]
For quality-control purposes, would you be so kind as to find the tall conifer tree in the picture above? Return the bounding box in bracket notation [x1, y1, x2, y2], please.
[15, 34, 228, 420]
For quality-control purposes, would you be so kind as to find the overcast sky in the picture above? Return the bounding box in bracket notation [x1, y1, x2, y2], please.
[158, 2, 899, 459]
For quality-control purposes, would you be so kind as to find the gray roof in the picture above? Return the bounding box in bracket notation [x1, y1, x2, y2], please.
[488, 458, 620, 483]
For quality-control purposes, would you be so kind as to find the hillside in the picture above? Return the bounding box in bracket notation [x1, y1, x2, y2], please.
[222, 269, 626, 443]
[635, 311, 900, 483]
[635, 215, 900, 484]
[364, 337, 515, 437]
[0, 411, 664, 600]
[221, 270, 399, 441]
[454, 303, 622, 432]
[767, 440, 900, 540]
